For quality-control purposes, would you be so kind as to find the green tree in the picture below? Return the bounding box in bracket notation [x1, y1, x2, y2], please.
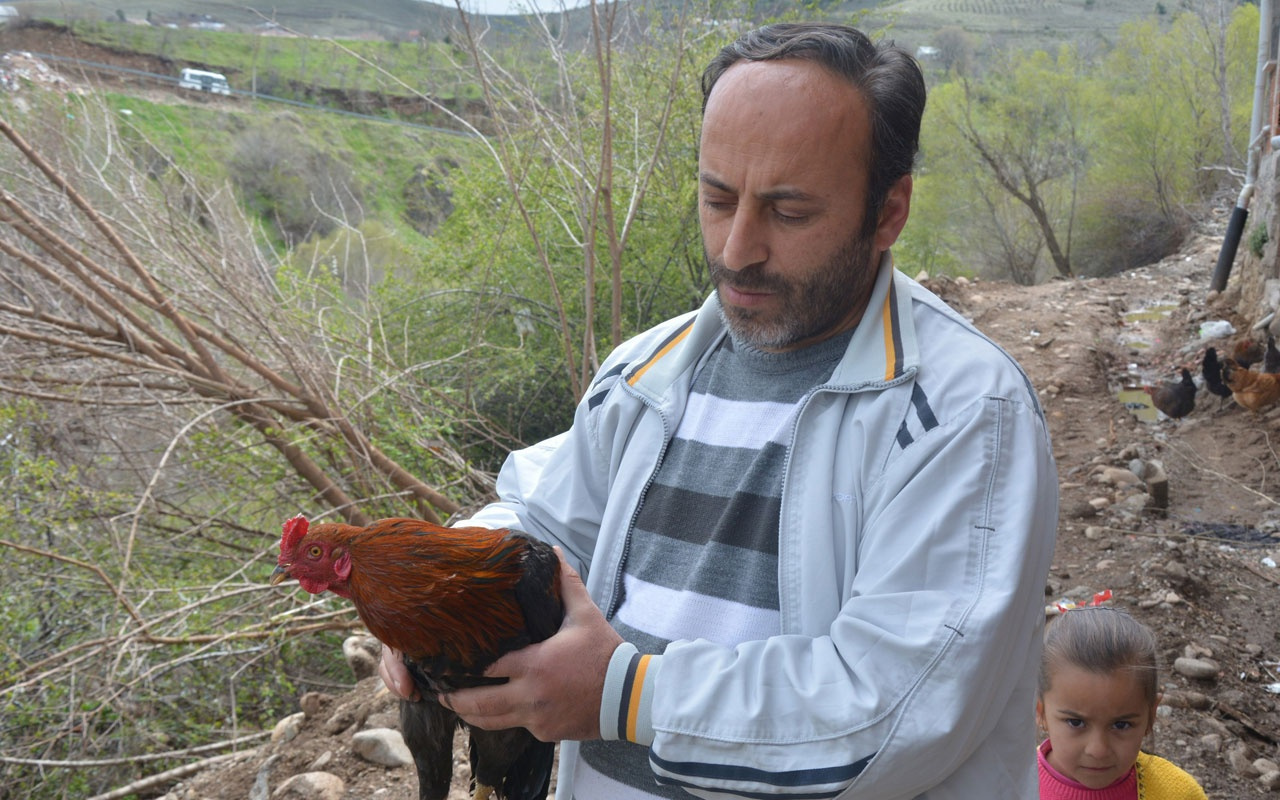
[928, 47, 1094, 280]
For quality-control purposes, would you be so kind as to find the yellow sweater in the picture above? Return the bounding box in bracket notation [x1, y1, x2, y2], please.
[1135, 752, 1208, 800]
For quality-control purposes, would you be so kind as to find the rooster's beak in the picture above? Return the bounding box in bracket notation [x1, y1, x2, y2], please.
[270, 564, 291, 586]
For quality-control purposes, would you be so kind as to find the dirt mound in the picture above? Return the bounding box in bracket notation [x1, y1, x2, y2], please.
[0, 20, 177, 86]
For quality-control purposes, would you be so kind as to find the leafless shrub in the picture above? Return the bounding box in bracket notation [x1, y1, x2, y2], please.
[0, 90, 499, 796]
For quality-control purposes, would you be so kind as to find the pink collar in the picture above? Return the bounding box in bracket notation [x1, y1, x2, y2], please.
[1038, 739, 1137, 800]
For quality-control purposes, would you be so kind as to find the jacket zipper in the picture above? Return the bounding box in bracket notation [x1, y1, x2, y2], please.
[603, 392, 672, 620]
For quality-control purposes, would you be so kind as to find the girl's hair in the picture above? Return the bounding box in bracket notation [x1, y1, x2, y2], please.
[1039, 607, 1160, 705]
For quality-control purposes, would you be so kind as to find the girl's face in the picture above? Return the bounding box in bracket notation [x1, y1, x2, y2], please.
[1036, 663, 1158, 789]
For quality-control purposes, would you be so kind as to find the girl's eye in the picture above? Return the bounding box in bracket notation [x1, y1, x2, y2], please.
[308, 545, 322, 558]
[1114, 721, 1133, 731]
[1064, 718, 1084, 729]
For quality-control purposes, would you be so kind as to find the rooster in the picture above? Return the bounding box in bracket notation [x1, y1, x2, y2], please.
[1221, 357, 1280, 413]
[271, 515, 563, 800]
[1143, 368, 1196, 420]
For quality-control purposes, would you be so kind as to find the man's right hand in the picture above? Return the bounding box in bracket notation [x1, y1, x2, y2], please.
[378, 645, 420, 701]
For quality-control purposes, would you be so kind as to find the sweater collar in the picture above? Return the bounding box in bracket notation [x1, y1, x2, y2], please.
[1038, 739, 1138, 800]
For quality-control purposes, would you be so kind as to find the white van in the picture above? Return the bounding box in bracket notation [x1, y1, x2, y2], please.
[177, 68, 231, 95]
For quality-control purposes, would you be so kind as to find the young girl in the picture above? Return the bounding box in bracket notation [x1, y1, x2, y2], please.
[1037, 606, 1208, 799]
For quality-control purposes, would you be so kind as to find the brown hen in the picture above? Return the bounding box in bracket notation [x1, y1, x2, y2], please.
[1221, 358, 1280, 413]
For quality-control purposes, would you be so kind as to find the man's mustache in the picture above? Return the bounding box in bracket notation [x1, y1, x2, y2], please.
[707, 260, 785, 293]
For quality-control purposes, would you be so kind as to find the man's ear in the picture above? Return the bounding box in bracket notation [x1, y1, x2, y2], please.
[873, 174, 913, 252]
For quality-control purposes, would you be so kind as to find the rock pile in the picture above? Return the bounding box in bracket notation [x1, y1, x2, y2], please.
[160, 635, 465, 800]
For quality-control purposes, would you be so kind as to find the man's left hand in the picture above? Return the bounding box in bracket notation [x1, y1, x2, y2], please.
[439, 548, 623, 742]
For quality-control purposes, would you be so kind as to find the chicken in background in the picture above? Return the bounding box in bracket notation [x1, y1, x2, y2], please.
[1202, 347, 1233, 401]
[1264, 335, 1280, 374]
[1220, 357, 1280, 413]
[1144, 368, 1197, 420]
[271, 515, 563, 800]
[1233, 336, 1266, 370]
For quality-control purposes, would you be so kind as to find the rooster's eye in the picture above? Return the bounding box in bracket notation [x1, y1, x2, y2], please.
[307, 545, 322, 558]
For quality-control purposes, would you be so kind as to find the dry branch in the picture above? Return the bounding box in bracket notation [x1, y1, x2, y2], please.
[0, 114, 471, 524]
[0, 731, 269, 767]
[85, 749, 257, 800]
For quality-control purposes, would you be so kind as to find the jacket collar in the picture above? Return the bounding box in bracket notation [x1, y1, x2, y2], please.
[624, 250, 919, 400]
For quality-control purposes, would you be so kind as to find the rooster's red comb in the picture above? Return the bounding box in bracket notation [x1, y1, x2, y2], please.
[280, 515, 310, 558]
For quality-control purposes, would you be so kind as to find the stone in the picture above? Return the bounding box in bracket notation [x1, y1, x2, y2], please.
[1160, 560, 1190, 581]
[365, 711, 400, 731]
[272, 772, 345, 800]
[352, 728, 413, 767]
[1100, 466, 1143, 486]
[1255, 758, 1280, 775]
[1161, 689, 1205, 709]
[1229, 743, 1259, 777]
[309, 751, 333, 771]
[343, 635, 382, 680]
[271, 712, 305, 744]
[299, 692, 333, 719]
[1172, 657, 1220, 680]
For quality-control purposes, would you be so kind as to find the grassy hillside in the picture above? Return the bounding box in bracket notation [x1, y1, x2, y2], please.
[14, 0, 1169, 54]
[863, 0, 1167, 57]
[13, 0, 467, 38]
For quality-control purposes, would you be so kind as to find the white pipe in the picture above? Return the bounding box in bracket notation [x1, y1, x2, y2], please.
[1243, 0, 1274, 199]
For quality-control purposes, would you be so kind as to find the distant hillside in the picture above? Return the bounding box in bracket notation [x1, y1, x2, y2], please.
[12, 0, 496, 39]
[854, 0, 1163, 58]
[12, 0, 1170, 55]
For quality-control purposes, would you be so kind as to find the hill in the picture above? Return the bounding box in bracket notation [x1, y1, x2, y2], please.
[864, 0, 1162, 56]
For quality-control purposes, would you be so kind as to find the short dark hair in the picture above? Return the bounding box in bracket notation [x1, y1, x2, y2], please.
[701, 23, 926, 229]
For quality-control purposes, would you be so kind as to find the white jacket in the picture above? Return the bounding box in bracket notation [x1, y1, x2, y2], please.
[464, 255, 1059, 799]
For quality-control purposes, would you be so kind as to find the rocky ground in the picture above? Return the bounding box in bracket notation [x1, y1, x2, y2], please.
[145, 232, 1280, 800]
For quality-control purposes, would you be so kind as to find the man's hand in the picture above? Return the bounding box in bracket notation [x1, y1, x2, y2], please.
[379, 644, 419, 701]
[440, 548, 623, 742]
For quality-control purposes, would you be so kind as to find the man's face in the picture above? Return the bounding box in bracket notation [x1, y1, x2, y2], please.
[698, 59, 910, 351]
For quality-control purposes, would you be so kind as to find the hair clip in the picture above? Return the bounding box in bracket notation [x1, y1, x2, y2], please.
[1053, 588, 1112, 614]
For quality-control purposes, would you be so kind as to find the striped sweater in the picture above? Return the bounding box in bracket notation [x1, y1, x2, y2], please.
[577, 330, 853, 798]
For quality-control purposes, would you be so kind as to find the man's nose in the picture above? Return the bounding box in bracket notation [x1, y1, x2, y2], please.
[721, 209, 767, 271]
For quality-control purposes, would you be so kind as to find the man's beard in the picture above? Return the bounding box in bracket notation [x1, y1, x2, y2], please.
[708, 229, 879, 351]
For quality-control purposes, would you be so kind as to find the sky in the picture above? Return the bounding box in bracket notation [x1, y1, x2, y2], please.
[419, 0, 595, 15]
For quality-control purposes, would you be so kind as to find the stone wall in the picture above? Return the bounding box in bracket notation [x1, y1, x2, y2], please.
[1230, 150, 1280, 332]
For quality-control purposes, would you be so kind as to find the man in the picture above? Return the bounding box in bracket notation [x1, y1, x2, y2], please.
[382, 22, 1057, 799]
